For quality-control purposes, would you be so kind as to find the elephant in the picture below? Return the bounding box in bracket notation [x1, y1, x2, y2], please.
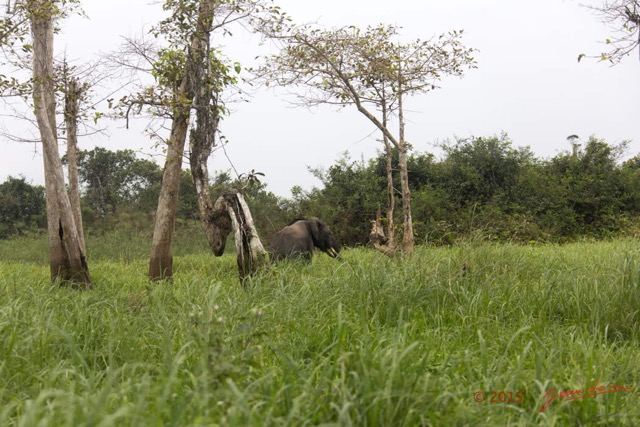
[269, 218, 341, 261]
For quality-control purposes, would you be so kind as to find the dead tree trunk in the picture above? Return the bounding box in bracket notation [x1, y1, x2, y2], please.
[188, 29, 228, 256]
[190, 131, 227, 254]
[29, 3, 91, 287]
[381, 97, 396, 246]
[64, 76, 86, 254]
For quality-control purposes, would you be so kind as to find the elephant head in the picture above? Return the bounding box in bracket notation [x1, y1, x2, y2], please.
[269, 217, 340, 261]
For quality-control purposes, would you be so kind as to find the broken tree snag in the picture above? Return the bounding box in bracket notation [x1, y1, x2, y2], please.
[192, 168, 233, 255]
[226, 193, 268, 284]
[212, 191, 268, 285]
[369, 211, 398, 257]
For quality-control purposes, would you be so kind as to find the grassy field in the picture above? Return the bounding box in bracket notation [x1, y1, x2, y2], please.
[0, 231, 639, 426]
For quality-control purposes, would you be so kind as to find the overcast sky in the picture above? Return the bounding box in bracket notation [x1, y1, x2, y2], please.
[1, 0, 639, 197]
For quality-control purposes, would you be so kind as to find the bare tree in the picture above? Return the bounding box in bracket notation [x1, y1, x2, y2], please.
[581, 0, 640, 63]
[255, 24, 476, 253]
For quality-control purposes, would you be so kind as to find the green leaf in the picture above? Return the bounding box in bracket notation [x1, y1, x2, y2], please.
[93, 112, 103, 125]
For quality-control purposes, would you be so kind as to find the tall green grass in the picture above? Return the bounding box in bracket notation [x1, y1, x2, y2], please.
[0, 235, 638, 425]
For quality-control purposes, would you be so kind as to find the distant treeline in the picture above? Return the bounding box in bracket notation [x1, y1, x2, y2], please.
[3, 134, 640, 245]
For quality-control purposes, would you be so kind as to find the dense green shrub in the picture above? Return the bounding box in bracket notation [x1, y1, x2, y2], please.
[0, 176, 46, 238]
[294, 134, 640, 245]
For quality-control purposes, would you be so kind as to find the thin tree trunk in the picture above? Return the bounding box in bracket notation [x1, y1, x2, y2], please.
[30, 3, 91, 286]
[148, 0, 215, 281]
[397, 84, 414, 253]
[188, 30, 227, 256]
[148, 114, 189, 280]
[64, 77, 86, 253]
[381, 97, 395, 245]
[397, 145, 413, 252]
[191, 132, 224, 254]
[384, 140, 395, 242]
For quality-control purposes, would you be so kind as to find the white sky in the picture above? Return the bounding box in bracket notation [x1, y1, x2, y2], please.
[1, 0, 639, 197]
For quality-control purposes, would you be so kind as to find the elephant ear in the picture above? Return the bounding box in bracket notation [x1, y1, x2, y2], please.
[307, 218, 321, 246]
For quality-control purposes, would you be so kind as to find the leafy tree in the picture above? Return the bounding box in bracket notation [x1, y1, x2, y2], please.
[0, 176, 46, 238]
[177, 169, 200, 221]
[437, 135, 531, 208]
[256, 23, 476, 252]
[620, 154, 640, 213]
[548, 137, 627, 235]
[69, 147, 163, 216]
